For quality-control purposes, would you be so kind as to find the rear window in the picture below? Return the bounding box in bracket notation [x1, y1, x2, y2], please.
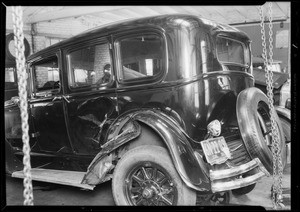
[216, 37, 248, 66]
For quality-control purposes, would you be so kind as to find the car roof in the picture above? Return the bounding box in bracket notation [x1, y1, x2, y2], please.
[27, 14, 250, 61]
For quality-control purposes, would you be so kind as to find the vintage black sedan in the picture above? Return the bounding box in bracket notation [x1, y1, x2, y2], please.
[5, 14, 287, 206]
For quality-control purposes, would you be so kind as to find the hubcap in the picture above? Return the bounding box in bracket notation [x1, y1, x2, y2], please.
[142, 187, 154, 199]
[125, 163, 177, 206]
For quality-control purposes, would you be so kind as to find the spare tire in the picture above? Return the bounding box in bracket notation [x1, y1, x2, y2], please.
[6, 33, 30, 61]
[236, 87, 286, 174]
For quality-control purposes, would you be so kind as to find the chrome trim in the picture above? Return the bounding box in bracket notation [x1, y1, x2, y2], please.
[211, 170, 265, 193]
[210, 158, 262, 181]
[210, 158, 270, 193]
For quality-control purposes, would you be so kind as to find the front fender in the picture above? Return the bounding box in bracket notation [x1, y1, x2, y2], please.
[82, 109, 210, 192]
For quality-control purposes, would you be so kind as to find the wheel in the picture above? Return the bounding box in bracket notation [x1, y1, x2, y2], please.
[112, 145, 196, 206]
[236, 87, 287, 174]
[5, 33, 30, 61]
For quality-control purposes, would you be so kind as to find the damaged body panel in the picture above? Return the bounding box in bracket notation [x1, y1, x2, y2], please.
[82, 117, 141, 185]
[83, 109, 211, 192]
[65, 95, 118, 155]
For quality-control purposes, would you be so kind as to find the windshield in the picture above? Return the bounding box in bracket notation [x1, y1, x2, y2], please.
[216, 36, 250, 67]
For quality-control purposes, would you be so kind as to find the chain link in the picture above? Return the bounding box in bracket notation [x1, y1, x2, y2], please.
[12, 6, 34, 206]
[259, 3, 284, 209]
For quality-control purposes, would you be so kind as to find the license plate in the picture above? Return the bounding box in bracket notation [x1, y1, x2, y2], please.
[200, 136, 232, 165]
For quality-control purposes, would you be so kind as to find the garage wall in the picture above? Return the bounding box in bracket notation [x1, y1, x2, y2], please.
[6, 17, 94, 55]
[6, 14, 290, 74]
[236, 22, 290, 72]
[31, 18, 92, 52]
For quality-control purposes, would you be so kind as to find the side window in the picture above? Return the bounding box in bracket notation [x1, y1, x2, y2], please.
[67, 43, 112, 89]
[117, 34, 165, 82]
[5, 67, 17, 90]
[32, 56, 60, 94]
[216, 37, 245, 65]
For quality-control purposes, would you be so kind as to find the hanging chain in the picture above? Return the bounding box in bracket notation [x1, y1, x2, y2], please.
[12, 6, 34, 206]
[259, 3, 284, 209]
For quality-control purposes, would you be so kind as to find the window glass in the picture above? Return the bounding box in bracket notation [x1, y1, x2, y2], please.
[5, 68, 15, 83]
[216, 37, 245, 65]
[33, 56, 60, 92]
[118, 34, 164, 81]
[5, 68, 18, 90]
[68, 43, 112, 88]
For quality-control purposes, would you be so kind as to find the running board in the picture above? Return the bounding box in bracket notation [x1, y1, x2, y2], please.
[12, 168, 95, 190]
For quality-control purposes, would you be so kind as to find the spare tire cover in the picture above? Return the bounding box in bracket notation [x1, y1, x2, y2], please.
[236, 87, 286, 174]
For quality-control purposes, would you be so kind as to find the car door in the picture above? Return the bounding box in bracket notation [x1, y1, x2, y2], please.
[63, 39, 118, 155]
[113, 31, 168, 114]
[29, 52, 73, 154]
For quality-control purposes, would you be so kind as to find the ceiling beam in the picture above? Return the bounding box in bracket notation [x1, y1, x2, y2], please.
[26, 6, 131, 24]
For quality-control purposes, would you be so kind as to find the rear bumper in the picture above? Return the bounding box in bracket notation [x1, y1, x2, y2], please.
[210, 158, 270, 193]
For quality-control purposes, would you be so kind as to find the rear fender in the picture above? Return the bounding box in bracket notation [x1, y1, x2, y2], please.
[275, 106, 290, 120]
[82, 109, 210, 192]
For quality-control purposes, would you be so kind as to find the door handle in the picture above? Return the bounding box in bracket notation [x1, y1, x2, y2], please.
[52, 96, 62, 101]
[52, 95, 71, 103]
[62, 95, 70, 104]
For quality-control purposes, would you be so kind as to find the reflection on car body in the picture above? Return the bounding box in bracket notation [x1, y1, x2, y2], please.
[5, 14, 288, 206]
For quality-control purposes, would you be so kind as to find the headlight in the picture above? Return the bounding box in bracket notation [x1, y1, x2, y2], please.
[207, 120, 221, 137]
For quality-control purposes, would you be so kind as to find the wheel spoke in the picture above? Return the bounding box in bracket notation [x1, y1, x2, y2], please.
[158, 176, 168, 185]
[150, 199, 158, 206]
[132, 174, 143, 184]
[152, 167, 157, 181]
[141, 167, 150, 180]
[130, 186, 142, 194]
[135, 196, 144, 205]
[160, 195, 173, 205]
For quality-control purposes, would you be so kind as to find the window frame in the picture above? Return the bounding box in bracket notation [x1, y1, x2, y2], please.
[65, 39, 114, 92]
[114, 30, 167, 87]
[30, 53, 62, 97]
[5, 67, 18, 90]
[216, 35, 250, 68]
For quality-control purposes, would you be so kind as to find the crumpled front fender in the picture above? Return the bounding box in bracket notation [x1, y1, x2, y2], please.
[82, 109, 210, 192]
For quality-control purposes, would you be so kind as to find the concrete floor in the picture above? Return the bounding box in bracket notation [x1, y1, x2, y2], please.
[5, 164, 290, 209]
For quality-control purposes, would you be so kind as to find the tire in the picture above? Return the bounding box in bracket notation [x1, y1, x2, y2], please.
[231, 183, 256, 196]
[279, 115, 291, 165]
[112, 145, 196, 206]
[231, 169, 256, 196]
[5, 33, 30, 61]
[236, 87, 287, 174]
